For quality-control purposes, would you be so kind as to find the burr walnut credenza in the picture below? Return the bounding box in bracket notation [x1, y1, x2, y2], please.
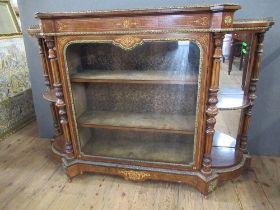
[28, 3, 273, 194]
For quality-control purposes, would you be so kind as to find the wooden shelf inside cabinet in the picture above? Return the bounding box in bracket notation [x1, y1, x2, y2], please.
[217, 88, 249, 110]
[78, 111, 195, 135]
[71, 70, 198, 85]
[212, 131, 242, 168]
[43, 88, 56, 102]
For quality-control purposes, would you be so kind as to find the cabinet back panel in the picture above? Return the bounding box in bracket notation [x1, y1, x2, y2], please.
[85, 83, 197, 114]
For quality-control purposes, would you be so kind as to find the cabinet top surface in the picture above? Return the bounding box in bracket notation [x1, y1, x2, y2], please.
[35, 3, 241, 19]
[29, 3, 273, 37]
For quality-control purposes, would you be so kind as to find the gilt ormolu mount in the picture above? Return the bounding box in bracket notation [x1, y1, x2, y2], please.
[28, 4, 273, 194]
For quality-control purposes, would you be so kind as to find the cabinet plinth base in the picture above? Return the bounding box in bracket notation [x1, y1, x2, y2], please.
[61, 153, 250, 195]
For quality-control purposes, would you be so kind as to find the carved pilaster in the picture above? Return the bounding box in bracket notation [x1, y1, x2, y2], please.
[50, 103, 62, 137]
[45, 36, 74, 159]
[38, 38, 51, 89]
[240, 33, 264, 153]
[202, 33, 224, 175]
[38, 37, 62, 137]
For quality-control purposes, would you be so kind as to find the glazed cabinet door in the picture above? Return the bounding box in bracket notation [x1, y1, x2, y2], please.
[62, 36, 205, 168]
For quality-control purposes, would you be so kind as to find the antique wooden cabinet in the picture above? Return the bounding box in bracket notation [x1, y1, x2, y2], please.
[28, 4, 273, 194]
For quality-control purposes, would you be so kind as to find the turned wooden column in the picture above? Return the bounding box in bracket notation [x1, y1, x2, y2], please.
[38, 38, 51, 90]
[239, 33, 265, 153]
[50, 103, 62, 137]
[38, 38, 62, 137]
[202, 33, 224, 175]
[45, 36, 74, 159]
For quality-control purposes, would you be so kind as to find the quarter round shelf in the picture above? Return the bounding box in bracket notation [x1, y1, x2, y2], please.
[217, 88, 250, 110]
[212, 131, 242, 168]
[42, 88, 57, 103]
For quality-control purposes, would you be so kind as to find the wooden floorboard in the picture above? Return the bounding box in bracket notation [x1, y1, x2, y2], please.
[0, 121, 279, 210]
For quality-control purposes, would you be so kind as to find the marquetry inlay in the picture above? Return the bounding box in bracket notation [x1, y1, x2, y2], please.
[208, 179, 218, 193]
[194, 17, 209, 26]
[119, 170, 151, 181]
[116, 19, 138, 29]
[113, 35, 143, 50]
[224, 16, 233, 25]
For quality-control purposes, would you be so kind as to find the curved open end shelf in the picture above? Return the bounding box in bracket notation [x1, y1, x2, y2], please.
[212, 131, 242, 168]
[43, 88, 57, 103]
[217, 88, 250, 110]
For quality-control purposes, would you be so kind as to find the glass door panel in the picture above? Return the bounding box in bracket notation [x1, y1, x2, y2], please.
[66, 40, 200, 165]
